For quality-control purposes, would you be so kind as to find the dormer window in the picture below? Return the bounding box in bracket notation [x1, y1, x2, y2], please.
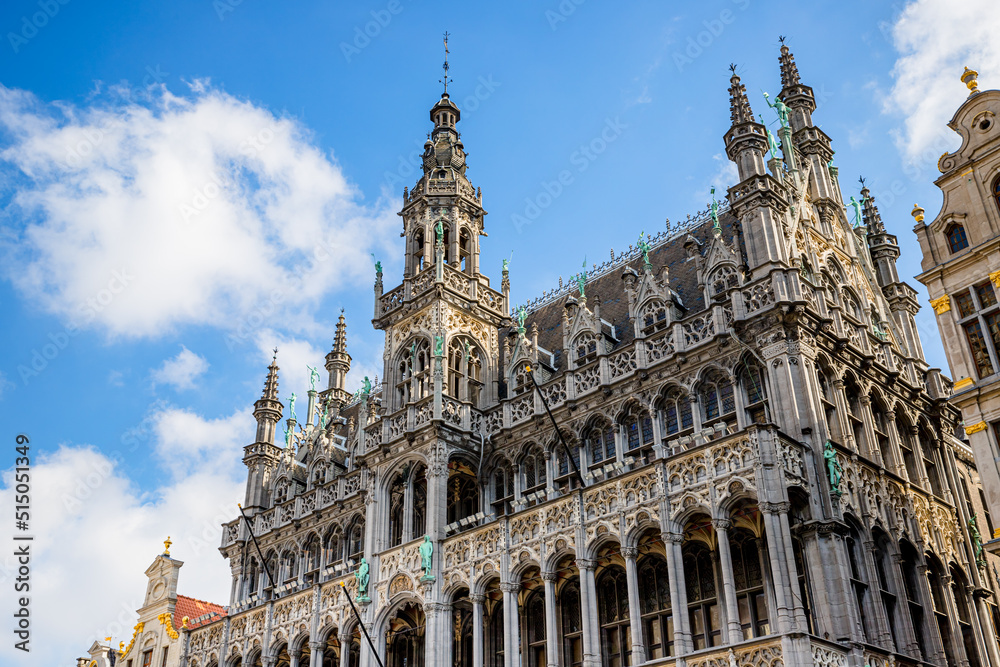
[575, 334, 598, 367]
[947, 223, 969, 253]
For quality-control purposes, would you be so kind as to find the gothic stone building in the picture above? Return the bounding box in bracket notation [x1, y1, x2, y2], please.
[913, 68, 1000, 552]
[178, 47, 1000, 667]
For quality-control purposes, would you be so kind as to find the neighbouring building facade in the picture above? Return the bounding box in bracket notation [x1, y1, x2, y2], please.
[171, 47, 1000, 667]
[913, 68, 1000, 552]
[78, 542, 226, 667]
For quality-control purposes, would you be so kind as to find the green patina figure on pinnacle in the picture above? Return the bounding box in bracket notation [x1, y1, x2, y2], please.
[307, 365, 321, 392]
[763, 92, 790, 129]
[434, 335, 444, 357]
[418, 535, 434, 580]
[969, 517, 987, 569]
[435, 218, 444, 243]
[371, 253, 382, 275]
[576, 258, 587, 298]
[710, 187, 721, 232]
[355, 557, 371, 601]
[516, 306, 527, 335]
[284, 428, 291, 448]
[823, 440, 843, 494]
[362, 376, 372, 397]
[637, 231, 652, 271]
[848, 196, 864, 228]
[288, 393, 297, 421]
[760, 115, 781, 159]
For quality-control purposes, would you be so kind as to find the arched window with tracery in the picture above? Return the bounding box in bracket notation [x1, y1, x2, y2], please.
[387, 603, 425, 667]
[620, 404, 654, 455]
[927, 558, 959, 667]
[698, 370, 735, 426]
[730, 529, 769, 639]
[485, 580, 504, 667]
[869, 396, 894, 470]
[872, 532, 898, 650]
[684, 542, 721, 650]
[947, 223, 969, 253]
[842, 288, 862, 321]
[738, 360, 769, 425]
[280, 548, 297, 584]
[844, 375, 867, 452]
[895, 413, 920, 484]
[396, 338, 432, 407]
[918, 423, 943, 497]
[658, 387, 693, 439]
[388, 472, 406, 547]
[585, 420, 616, 467]
[323, 526, 343, 566]
[492, 460, 514, 516]
[512, 362, 532, 396]
[452, 590, 474, 667]
[523, 590, 547, 667]
[447, 463, 479, 526]
[638, 555, 673, 659]
[555, 440, 582, 488]
[640, 300, 668, 335]
[561, 579, 584, 667]
[273, 477, 290, 506]
[522, 445, 547, 498]
[459, 228, 472, 273]
[412, 465, 427, 537]
[817, 366, 841, 443]
[898, 541, 927, 661]
[346, 516, 364, 562]
[709, 264, 739, 297]
[412, 228, 425, 273]
[575, 333, 599, 367]
[448, 337, 483, 407]
[597, 566, 631, 667]
[243, 557, 260, 600]
[952, 566, 982, 667]
[264, 551, 278, 593]
[845, 524, 871, 641]
[303, 534, 321, 577]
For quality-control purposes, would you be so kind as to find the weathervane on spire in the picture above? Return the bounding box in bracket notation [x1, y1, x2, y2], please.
[728, 63, 738, 75]
[441, 32, 452, 95]
[778, 35, 786, 45]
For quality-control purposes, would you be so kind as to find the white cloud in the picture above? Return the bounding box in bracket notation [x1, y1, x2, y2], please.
[0, 407, 251, 667]
[151, 345, 208, 390]
[885, 0, 1000, 164]
[698, 153, 739, 209]
[0, 82, 399, 339]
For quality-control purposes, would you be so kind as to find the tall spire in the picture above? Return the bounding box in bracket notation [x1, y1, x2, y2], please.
[778, 39, 800, 88]
[326, 310, 352, 401]
[440, 32, 452, 95]
[333, 309, 347, 354]
[728, 68, 754, 125]
[859, 180, 885, 235]
[261, 348, 279, 400]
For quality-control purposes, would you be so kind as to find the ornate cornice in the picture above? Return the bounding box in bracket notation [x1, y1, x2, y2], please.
[157, 612, 179, 640]
[120, 621, 144, 658]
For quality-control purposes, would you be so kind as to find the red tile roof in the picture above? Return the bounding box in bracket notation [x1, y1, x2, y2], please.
[175, 594, 227, 630]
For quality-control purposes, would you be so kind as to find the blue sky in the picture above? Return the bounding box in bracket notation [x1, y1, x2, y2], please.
[0, 0, 995, 664]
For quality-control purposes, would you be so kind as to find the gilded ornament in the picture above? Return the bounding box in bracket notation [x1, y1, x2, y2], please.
[157, 612, 179, 640]
[962, 66, 979, 94]
[989, 270, 1000, 289]
[929, 295, 951, 315]
[953, 377, 975, 392]
[910, 204, 924, 224]
[965, 421, 988, 435]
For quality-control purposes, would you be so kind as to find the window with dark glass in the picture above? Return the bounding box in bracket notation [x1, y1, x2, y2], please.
[641, 301, 668, 335]
[741, 363, 769, 425]
[492, 464, 514, 516]
[561, 581, 584, 667]
[660, 390, 693, 438]
[576, 334, 598, 367]
[731, 531, 769, 639]
[846, 534, 871, 640]
[587, 423, 616, 466]
[928, 561, 959, 667]
[818, 370, 841, 444]
[873, 539, 898, 650]
[955, 282, 1000, 379]
[899, 543, 926, 661]
[486, 591, 504, 667]
[700, 375, 735, 424]
[142, 651, 152, 667]
[953, 568, 982, 667]
[639, 556, 673, 659]
[684, 544, 721, 650]
[598, 567, 632, 667]
[347, 517, 364, 561]
[524, 592, 547, 667]
[447, 470, 479, 526]
[896, 416, 920, 485]
[792, 538, 814, 634]
[556, 444, 582, 487]
[621, 407, 654, 454]
[522, 448, 547, 498]
[948, 224, 969, 253]
[918, 424, 943, 497]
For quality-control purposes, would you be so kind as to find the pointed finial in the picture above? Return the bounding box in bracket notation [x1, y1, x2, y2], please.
[163, 536, 172, 556]
[728, 69, 754, 125]
[859, 180, 884, 234]
[440, 32, 452, 95]
[272, 347, 278, 362]
[261, 354, 280, 400]
[778, 39, 801, 88]
[911, 204, 925, 223]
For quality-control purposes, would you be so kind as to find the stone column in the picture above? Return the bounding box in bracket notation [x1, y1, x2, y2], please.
[309, 641, 325, 667]
[662, 532, 691, 654]
[621, 548, 646, 664]
[290, 647, 300, 667]
[713, 519, 744, 644]
[831, 379, 852, 449]
[501, 581, 521, 667]
[541, 573, 559, 667]
[760, 505, 791, 633]
[858, 395, 881, 465]
[861, 539, 894, 649]
[338, 632, 351, 667]
[883, 410, 907, 478]
[775, 506, 807, 631]
[577, 559, 600, 667]
[471, 594, 486, 667]
[938, 572, 972, 667]
[888, 553, 920, 657]
[914, 559, 948, 666]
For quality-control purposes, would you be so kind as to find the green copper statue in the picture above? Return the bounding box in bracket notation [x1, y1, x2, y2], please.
[848, 196, 864, 228]
[823, 440, 843, 494]
[761, 114, 780, 160]
[362, 376, 372, 397]
[307, 365, 321, 392]
[288, 393, 297, 421]
[284, 427, 291, 448]
[969, 517, 987, 569]
[418, 535, 434, 580]
[355, 557, 371, 601]
[709, 187, 720, 231]
[435, 218, 444, 243]
[434, 335, 444, 357]
[763, 92, 790, 129]
[370, 253, 382, 275]
[637, 231, 652, 271]
[576, 258, 587, 298]
[319, 401, 329, 429]
[502, 257, 509, 272]
[516, 306, 527, 335]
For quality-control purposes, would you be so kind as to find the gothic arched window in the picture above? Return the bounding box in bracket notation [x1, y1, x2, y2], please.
[927, 559, 959, 666]
[560, 579, 584, 667]
[895, 413, 920, 484]
[620, 404, 654, 454]
[388, 472, 406, 547]
[817, 367, 841, 443]
[684, 543, 721, 650]
[869, 396, 894, 470]
[524, 591, 547, 667]
[396, 338, 432, 407]
[512, 362, 532, 396]
[899, 541, 927, 661]
[447, 466, 479, 526]
[638, 555, 673, 659]
[492, 461, 514, 516]
[658, 387, 693, 438]
[243, 557, 260, 600]
[448, 337, 483, 407]
[412, 464, 427, 538]
[598, 566, 631, 667]
[412, 228, 425, 273]
[842, 288, 862, 321]
[459, 228, 472, 273]
[303, 534, 321, 576]
[585, 420, 616, 467]
[952, 566, 982, 667]
[346, 516, 364, 562]
[522, 445, 547, 496]
[485, 582, 505, 667]
[323, 526, 342, 566]
[872, 533, 899, 650]
[273, 477, 289, 506]
[845, 525, 871, 641]
[575, 333, 598, 367]
[918, 423, 943, 497]
[280, 548, 297, 584]
[993, 176, 1000, 216]
[947, 223, 969, 253]
[739, 360, 769, 425]
[709, 264, 739, 297]
[698, 371, 735, 426]
[730, 529, 768, 639]
[640, 300, 668, 335]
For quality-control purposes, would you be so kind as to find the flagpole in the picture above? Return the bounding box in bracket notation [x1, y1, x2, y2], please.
[527, 365, 586, 487]
[237, 503, 276, 590]
[339, 581, 386, 667]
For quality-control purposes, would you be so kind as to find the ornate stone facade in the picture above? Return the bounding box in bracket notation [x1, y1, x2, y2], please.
[176, 49, 1000, 667]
